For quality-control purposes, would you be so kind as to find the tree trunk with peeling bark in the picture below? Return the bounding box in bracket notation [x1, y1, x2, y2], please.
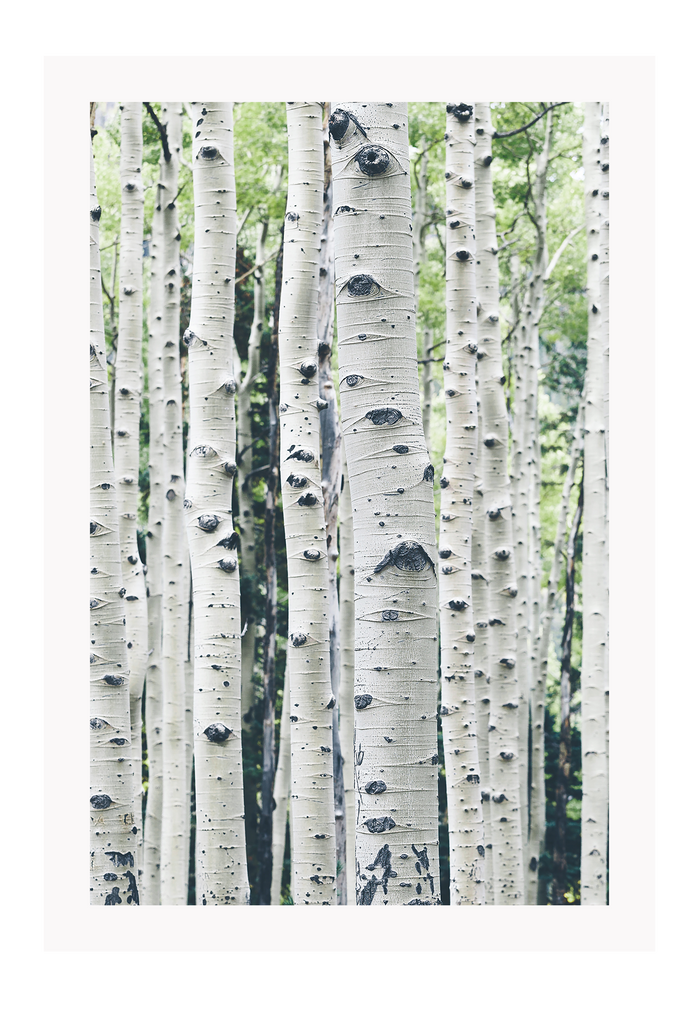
[184, 102, 249, 905]
[339, 441, 356, 903]
[439, 101, 484, 904]
[90, 126, 139, 906]
[475, 102, 524, 904]
[330, 101, 441, 906]
[114, 104, 148, 886]
[279, 101, 336, 906]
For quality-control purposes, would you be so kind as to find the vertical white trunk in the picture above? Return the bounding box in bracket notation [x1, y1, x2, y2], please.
[183, 102, 250, 905]
[600, 105, 610, 817]
[581, 101, 609, 904]
[330, 101, 440, 905]
[279, 101, 336, 905]
[142, 181, 165, 904]
[90, 129, 139, 906]
[339, 441, 356, 903]
[114, 103, 148, 877]
[422, 328, 434, 463]
[475, 103, 524, 903]
[271, 659, 291, 904]
[439, 102, 484, 904]
[472, 453, 493, 902]
[159, 103, 189, 905]
[183, 549, 194, 901]
[413, 140, 433, 459]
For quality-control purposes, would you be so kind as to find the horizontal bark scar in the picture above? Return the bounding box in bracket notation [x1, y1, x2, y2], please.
[373, 541, 435, 575]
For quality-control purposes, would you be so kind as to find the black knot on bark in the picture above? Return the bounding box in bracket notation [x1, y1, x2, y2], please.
[494, 548, 511, 561]
[483, 154, 493, 167]
[499, 751, 514, 760]
[366, 407, 402, 425]
[439, 549, 452, 558]
[423, 464, 435, 482]
[103, 675, 125, 686]
[297, 492, 317, 506]
[224, 462, 237, 477]
[365, 780, 387, 795]
[165, 489, 176, 501]
[347, 274, 379, 297]
[374, 540, 434, 575]
[382, 609, 399, 621]
[446, 102, 473, 122]
[346, 374, 362, 387]
[449, 219, 460, 228]
[445, 389, 457, 398]
[292, 633, 307, 647]
[183, 498, 193, 509]
[204, 723, 231, 743]
[329, 108, 350, 141]
[303, 549, 321, 560]
[315, 398, 328, 410]
[90, 718, 107, 730]
[455, 249, 471, 261]
[529, 856, 538, 871]
[192, 444, 216, 457]
[109, 737, 127, 745]
[487, 506, 501, 520]
[91, 206, 102, 222]
[499, 657, 516, 669]
[300, 361, 317, 378]
[440, 477, 449, 489]
[90, 522, 98, 534]
[90, 794, 112, 809]
[317, 340, 331, 358]
[449, 600, 466, 611]
[199, 145, 219, 159]
[287, 448, 314, 463]
[197, 514, 220, 532]
[392, 444, 409, 454]
[483, 435, 498, 448]
[327, 695, 336, 710]
[218, 557, 238, 572]
[441, 565, 454, 574]
[287, 474, 308, 488]
[364, 816, 395, 833]
[354, 693, 373, 710]
[224, 379, 237, 394]
[356, 144, 391, 176]
[279, 402, 288, 413]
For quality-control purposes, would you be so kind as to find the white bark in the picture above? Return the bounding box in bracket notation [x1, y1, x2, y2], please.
[339, 441, 356, 903]
[90, 129, 139, 906]
[114, 103, 148, 878]
[439, 102, 484, 903]
[581, 101, 609, 904]
[331, 101, 440, 905]
[280, 101, 336, 905]
[472, 451, 493, 903]
[475, 103, 524, 903]
[271, 659, 291, 904]
[158, 103, 189, 905]
[184, 102, 249, 905]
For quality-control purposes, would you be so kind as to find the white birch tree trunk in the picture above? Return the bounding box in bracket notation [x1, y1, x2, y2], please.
[475, 103, 524, 903]
[330, 101, 440, 905]
[90, 129, 139, 905]
[581, 101, 609, 904]
[114, 103, 148, 878]
[472, 453, 493, 903]
[439, 102, 484, 903]
[280, 101, 336, 905]
[271, 658, 291, 904]
[183, 102, 250, 905]
[339, 441, 356, 903]
[158, 103, 189, 905]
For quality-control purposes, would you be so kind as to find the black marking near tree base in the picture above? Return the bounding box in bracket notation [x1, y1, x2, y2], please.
[365, 407, 402, 426]
[356, 144, 391, 176]
[364, 816, 396, 833]
[204, 724, 232, 743]
[354, 694, 373, 710]
[365, 780, 387, 795]
[197, 514, 220, 532]
[90, 794, 112, 809]
[104, 887, 122, 905]
[374, 540, 434, 575]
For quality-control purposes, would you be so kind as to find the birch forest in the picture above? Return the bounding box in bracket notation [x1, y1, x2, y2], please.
[90, 99, 609, 907]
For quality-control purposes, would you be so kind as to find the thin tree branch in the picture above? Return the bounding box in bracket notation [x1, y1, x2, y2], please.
[144, 102, 171, 162]
[237, 206, 254, 235]
[493, 102, 569, 140]
[235, 247, 280, 286]
[544, 225, 583, 280]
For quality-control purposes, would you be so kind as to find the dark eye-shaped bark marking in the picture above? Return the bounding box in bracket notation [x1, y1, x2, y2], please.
[291, 633, 308, 647]
[327, 695, 336, 710]
[286, 448, 315, 463]
[329, 107, 368, 142]
[487, 506, 501, 520]
[300, 361, 317, 378]
[199, 145, 219, 160]
[499, 751, 514, 760]
[109, 737, 127, 745]
[446, 102, 474, 122]
[365, 408, 402, 426]
[423, 465, 434, 482]
[216, 532, 240, 551]
[455, 249, 472, 261]
[287, 474, 308, 488]
[303, 549, 321, 560]
[365, 780, 387, 795]
[90, 718, 108, 730]
[191, 444, 217, 458]
[343, 374, 364, 388]
[382, 609, 399, 621]
[494, 548, 511, 561]
[90, 794, 112, 809]
[354, 694, 373, 710]
[483, 434, 501, 448]
[499, 657, 516, 669]
[449, 600, 466, 612]
[364, 816, 396, 833]
[103, 675, 125, 686]
[286, 211, 299, 224]
[374, 540, 434, 575]
[223, 379, 236, 394]
[218, 558, 238, 573]
[197, 514, 220, 532]
[440, 549, 452, 559]
[347, 274, 380, 297]
[91, 205, 102, 222]
[441, 565, 455, 574]
[440, 477, 449, 489]
[393, 444, 409, 454]
[315, 398, 328, 410]
[355, 144, 391, 176]
[297, 492, 318, 506]
[224, 462, 237, 477]
[204, 724, 231, 743]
